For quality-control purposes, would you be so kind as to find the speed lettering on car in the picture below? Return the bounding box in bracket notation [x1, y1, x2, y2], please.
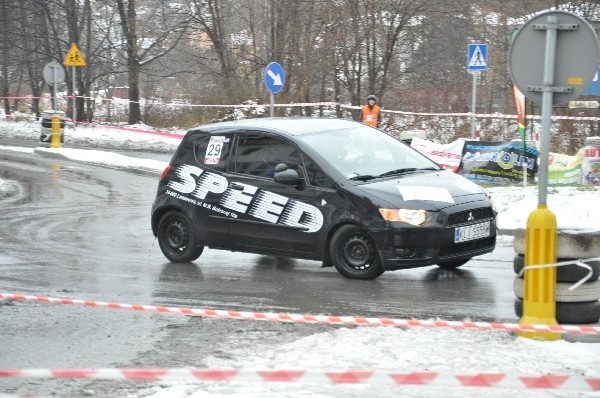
[167, 164, 324, 233]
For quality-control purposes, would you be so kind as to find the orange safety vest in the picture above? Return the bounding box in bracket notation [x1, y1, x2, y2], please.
[361, 105, 380, 127]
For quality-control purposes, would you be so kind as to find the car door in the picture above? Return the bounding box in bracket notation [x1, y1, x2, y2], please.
[226, 131, 323, 256]
[172, 130, 235, 248]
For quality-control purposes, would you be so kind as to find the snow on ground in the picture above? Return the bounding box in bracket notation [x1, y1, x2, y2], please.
[1, 119, 599, 398]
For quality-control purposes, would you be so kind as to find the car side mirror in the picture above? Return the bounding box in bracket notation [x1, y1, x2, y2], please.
[273, 163, 303, 186]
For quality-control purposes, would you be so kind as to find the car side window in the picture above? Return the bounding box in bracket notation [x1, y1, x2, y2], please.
[234, 134, 300, 177]
[192, 133, 233, 172]
[303, 155, 335, 189]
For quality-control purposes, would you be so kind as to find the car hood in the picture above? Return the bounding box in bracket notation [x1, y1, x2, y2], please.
[355, 170, 488, 210]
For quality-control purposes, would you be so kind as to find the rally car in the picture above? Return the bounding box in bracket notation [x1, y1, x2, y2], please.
[151, 118, 497, 279]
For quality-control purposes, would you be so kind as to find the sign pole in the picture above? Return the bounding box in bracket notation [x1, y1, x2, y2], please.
[264, 62, 285, 117]
[467, 44, 487, 139]
[537, 15, 559, 206]
[52, 66, 58, 110]
[470, 72, 477, 138]
[520, 14, 561, 341]
[72, 66, 77, 124]
[63, 43, 87, 124]
[509, 10, 600, 340]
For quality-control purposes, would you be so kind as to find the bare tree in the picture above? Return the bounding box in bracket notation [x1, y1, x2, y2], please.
[0, 0, 13, 115]
[115, 0, 143, 124]
[115, 0, 189, 124]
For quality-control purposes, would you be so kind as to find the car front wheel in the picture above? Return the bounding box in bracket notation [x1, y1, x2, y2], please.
[157, 210, 203, 263]
[329, 225, 384, 280]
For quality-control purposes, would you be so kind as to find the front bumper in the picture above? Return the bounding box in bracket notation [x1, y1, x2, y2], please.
[374, 219, 497, 271]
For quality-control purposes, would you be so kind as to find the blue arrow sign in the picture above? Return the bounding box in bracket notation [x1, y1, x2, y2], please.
[265, 62, 285, 93]
[468, 44, 487, 71]
[583, 65, 600, 96]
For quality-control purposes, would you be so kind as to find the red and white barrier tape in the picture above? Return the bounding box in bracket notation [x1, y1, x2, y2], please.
[0, 368, 598, 391]
[0, 395, 50, 398]
[2, 113, 184, 139]
[379, 108, 600, 121]
[1, 292, 598, 335]
[2, 95, 598, 121]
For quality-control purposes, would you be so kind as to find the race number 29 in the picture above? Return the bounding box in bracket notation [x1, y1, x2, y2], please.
[204, 136, 226, 165]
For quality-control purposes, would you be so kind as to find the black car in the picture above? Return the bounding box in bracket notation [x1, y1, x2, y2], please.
[151, 118, 497, 279]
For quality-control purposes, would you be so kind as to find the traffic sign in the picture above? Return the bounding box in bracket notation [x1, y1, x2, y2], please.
[42, 62, 66, 85]
[582, 65, 600, 96]
[468, 44, 487, 71]
[509, 11, 600, 105]
[264, 62, 285, 93]
[63, 43, 87, 67]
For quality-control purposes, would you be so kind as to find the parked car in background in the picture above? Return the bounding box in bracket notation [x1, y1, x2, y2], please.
[398, 129, 427, 144]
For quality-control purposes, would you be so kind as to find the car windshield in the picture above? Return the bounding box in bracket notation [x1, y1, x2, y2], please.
[298, 125, 441, 180]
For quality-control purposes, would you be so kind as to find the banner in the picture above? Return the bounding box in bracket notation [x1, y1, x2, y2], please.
[511, 29, 527, 150]
[582, 146, 600, 185]
[458, 141, 538, 184]
[548, 149, 584, 185]
[410, 137, 465, 172]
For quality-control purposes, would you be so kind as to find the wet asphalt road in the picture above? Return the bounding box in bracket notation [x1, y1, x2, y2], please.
[0, 149, 517, 397]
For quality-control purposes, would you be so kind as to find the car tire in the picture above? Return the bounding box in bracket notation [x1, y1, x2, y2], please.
[437, 258, 471, 269]
[514, 298, 600, 324]
[329, 225, 384, 280]
[513, 229, 600, 258]
[157, 210, 203, 263]
[513, 277, 600, 302]
[513, 254, 600, 283]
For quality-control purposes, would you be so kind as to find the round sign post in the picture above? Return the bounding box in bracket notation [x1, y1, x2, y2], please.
[509, 10, 600, 341]
[43, 61, 66, 110]
[264, 62, 285, 117]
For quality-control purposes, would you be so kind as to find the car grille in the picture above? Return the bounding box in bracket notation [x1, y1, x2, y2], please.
[438, 236, 496, 258]
[446, 207, 495, 225]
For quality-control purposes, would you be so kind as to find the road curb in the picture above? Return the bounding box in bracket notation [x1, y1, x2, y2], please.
[33, 147, 162, 177]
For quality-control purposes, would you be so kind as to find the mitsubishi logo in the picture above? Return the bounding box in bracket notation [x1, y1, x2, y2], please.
[467, 212, 475, 222]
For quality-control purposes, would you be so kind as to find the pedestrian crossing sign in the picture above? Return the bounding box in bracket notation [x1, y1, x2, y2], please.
[468, 43, 487, 71]
[63, 43, 87, 67]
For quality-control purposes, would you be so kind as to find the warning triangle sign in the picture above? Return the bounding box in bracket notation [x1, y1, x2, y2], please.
[63, 44, 87, 67]
[468, 46, 486, 68]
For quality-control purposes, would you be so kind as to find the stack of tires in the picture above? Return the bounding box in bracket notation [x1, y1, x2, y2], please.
[39, 110, 65, 145]
[513, 229, 600, 324]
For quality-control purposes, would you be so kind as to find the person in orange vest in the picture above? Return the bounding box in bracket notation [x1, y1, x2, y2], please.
[359, 95, 381, 128]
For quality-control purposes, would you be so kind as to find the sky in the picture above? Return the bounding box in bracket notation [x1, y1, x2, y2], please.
[0, 119, 599, 398]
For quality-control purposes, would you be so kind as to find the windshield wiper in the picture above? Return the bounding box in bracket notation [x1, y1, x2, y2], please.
[349, 174, 376, 181]
[377, 167, 439, 178]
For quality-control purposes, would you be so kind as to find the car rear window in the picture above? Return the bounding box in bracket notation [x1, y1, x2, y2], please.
[186, 132, 233, 172]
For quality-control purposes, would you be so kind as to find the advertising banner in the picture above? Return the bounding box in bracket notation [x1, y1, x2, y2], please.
[582, 146, 600, 185]
[458, 141, 538, 184]
[548, 149, 584, 185]
[511, 29, 528, 151]
[410, 137, 465, 172]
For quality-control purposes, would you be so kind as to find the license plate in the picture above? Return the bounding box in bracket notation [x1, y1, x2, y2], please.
[454, 221, 491, 243]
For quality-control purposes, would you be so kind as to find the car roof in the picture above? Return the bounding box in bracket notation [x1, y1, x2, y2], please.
[191, 117, 364, 137]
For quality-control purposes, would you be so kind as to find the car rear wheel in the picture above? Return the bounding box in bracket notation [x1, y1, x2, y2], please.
[437, 258, 471, 269]
[157, 210, 203, 263]
[329, 225, 384, 280]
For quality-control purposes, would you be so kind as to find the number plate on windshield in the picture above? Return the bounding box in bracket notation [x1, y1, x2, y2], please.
[454, 221, 491, 243]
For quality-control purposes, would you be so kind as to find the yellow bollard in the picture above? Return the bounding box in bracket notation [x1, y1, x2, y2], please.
[50, 114, 61, 148]
[518, 204, 560, 340]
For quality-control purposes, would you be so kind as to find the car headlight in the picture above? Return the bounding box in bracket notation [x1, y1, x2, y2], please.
[379, 208, 437, 226]
[482, 188, 497, 213]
